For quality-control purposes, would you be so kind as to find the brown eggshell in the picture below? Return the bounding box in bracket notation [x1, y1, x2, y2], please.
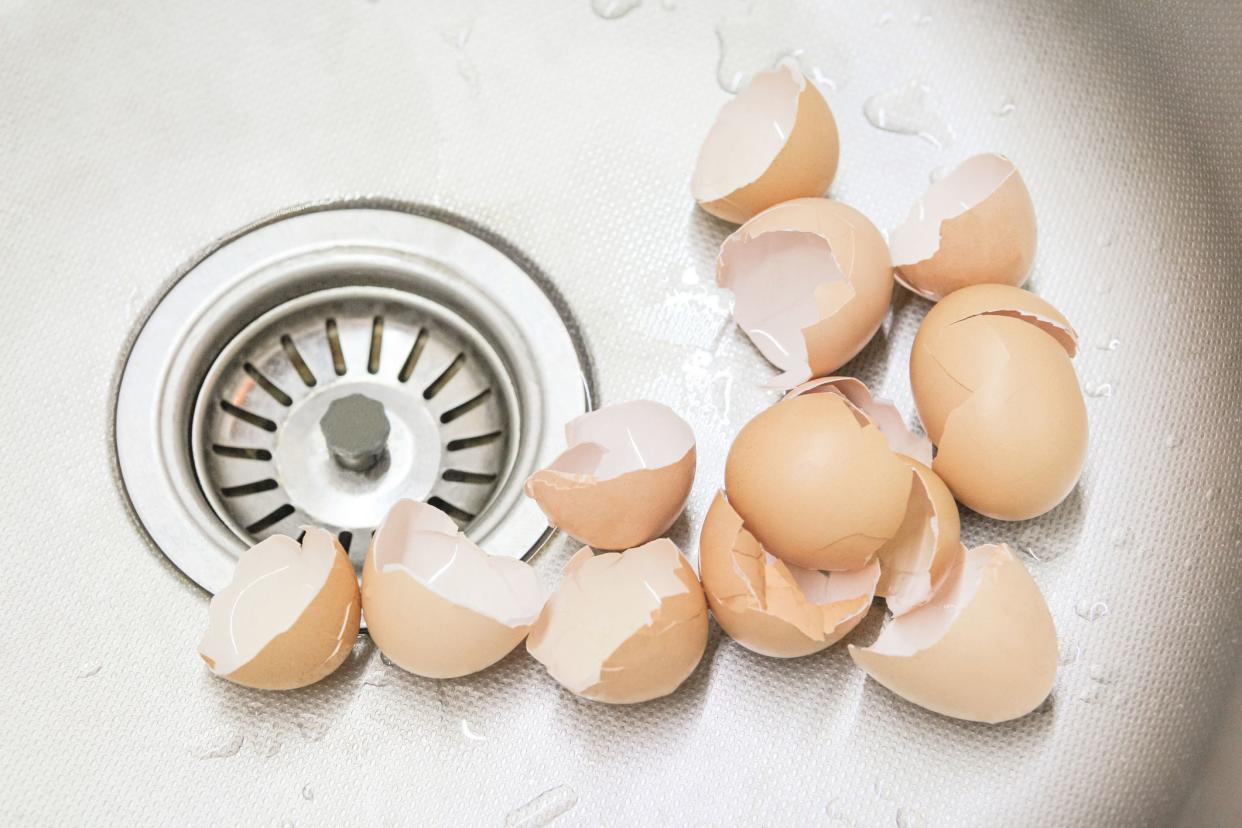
[700, 491, 879, 658]
[724, 393, 911, 571]
[524, 401, 696, 550]
[874, 458, 962, 615]
[361, 500, 546, 679]
[717, 198, 893, 387]
[198, 528, 361, 691]
[849, 543, 1057, 723]
[785, 376, 931, 466]
[526, 539, 708, 704]
[692, 61, 839, 224]
[890, 154, 1037, 300]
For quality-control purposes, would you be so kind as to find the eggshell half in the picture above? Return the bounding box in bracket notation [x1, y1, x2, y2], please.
[890, 154, 1037, 300]
[524, 400, 696, 550]
[849, 543, 1057, 723]
[909, 285, 1087, 520]
[692, 61, 839, 224]
[526, 539, 708, 704]
[724, 393, 911, 571]
[362, 500, 546, 679]
[198, 527, 361, 691]
[717, 198, 893, 387]
[700, 491, 879, 658]
[874, 458, 961, 615]
[786, 376, 931, 466]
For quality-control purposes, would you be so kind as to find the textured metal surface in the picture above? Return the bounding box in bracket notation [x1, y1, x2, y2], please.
[1, 1, 1239, 825]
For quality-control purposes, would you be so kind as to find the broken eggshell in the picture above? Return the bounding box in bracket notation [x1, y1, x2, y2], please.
[700, 491, 879, 658]
[198, 527, 361, 691]
[874, 458, 962, 616]
[361, 499, 546, 679]
[785, 376, 931, 466]
[849, 543, 1057, 724]
[909, 284, 1086, 520]
[724, 392, 911, 572]
[717, 198, 893, 388]
[523, 400, 696, 550]
[890, 153, 1037, 301]
[526, 539, 708, 704]
[692, 61, 839, 224]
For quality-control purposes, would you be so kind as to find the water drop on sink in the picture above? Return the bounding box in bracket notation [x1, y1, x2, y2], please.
[929, 165, 952, 183]
[1075, 600, 1110, 622]
[591, 0, 641, 19]
[876, 11, 894, 27]
[1094, 334, 1121, 351]
[863, 81, 954, 147]
[896, 808, 926, 828]
[77, 661, 102, 679]
[1088, 663, 1114, 684]
[993, 95, 1016, 116]
[1058, 639, 1080, 665]
[1084, 381, 1114, 398]
[302, 785, 314, 802]
[505, 785, 579, 828]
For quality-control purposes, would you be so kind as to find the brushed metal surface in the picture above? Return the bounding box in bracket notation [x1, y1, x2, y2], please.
[0, 1, 1238, 825]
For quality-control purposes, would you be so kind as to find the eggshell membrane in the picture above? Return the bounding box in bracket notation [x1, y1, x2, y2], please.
[700, 491, 879, 658]
[874, 458, 962, 616]
[361, 500, 546, 679]
[724, 393, 911, 571]
[890, 154, 1037, 300]
[198, 528, 361, 691]
[523, 401, 696, 550]
[717, 198, 893, 388]
[786, 376, 931, 466]
[692, 61, 839, 224]
[526, 539, 708, 704]
[849, 543, 1057, 723]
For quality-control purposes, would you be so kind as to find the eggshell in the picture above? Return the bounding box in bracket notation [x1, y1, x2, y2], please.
[717, 198, 893, 387]
[785, 376, 931, 466]
[849, 543, 1057, 723]
[361, 499, 546, 679]
[890, 154, 1037, 300]
[524, 401, 696, 550]
[198, 527, 360, 690]
[874, 458, 961, 615]
[724, 393, 911, 571]
[526, 539, 708, 704]
[691, 61, 839, 224]
[700, 491, 879, 658]
[909, 284, 1086, 520]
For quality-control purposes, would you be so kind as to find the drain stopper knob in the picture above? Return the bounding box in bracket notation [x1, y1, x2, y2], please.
[319, 394, 392, 472]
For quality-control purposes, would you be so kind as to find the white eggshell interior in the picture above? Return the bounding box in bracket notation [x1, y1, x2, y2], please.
[889, 153, 1016, 266]
[553, 400, 694, 481]
[778, 554, 881, 606]
[867, 544, 985, 656]
[691, 62, 804, 202]
[373, 500, 545, 628]
[199, 527, 336, 676]
[718, 230, 848, 386]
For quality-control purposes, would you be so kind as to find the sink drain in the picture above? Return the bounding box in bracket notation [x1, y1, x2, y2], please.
[116, 206, 589, 595]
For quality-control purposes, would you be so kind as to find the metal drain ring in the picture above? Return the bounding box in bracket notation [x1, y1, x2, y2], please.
[116, 208, 589, 595]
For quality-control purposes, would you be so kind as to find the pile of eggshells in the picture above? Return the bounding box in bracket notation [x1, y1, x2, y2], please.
[199, 61, 1086, 724]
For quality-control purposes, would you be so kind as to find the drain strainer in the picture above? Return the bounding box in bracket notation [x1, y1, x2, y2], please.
[116, 207, 589, 594]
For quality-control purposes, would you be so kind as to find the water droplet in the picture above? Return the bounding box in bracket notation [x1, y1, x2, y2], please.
[1084, 381, 1114, 398]
[863, 81, 954, 147]
[992, 95, 1016, 117]
[876, 11, 894, 27]
[1088, 663, 1114, 684]
[897, 808, 926, 828]
[380, 653, 396, 668]
[1075, 600, 1110, 622]
[912, 11, 933, 25]
[873, 777, 894, 801]
[505, 785, 579, 828]
[1058, 639, 1081, 665]
[1096, 229, 1116, 248]
[825, 797, 851, 824]
[929, 165, 952, 183]
[713, 5, 849, 95]
[1078, 684, 1103, 704]
[77, 661, 102, 679]
[296, 715, 327, 742]
[1094, 334, 1121, 351]
[460, 719, 487, 742]
[591, 0, 641, 19]
[195, 731, 244, 760]
[302, 785, 314, 802]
